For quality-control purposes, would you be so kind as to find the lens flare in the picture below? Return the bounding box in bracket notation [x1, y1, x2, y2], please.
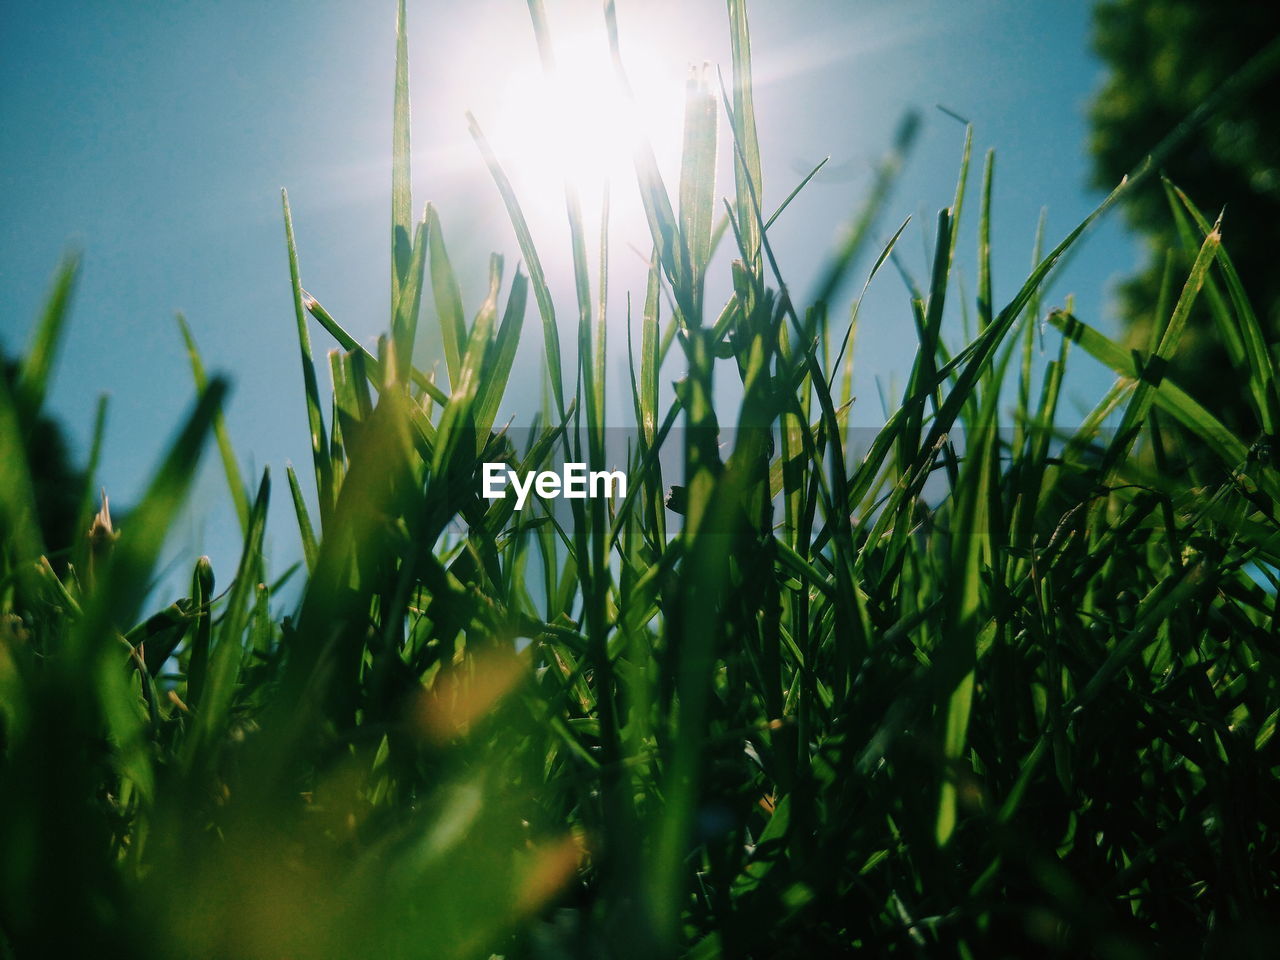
[488, 22, 685, 233]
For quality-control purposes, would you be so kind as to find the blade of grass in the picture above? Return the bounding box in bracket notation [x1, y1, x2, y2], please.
[15, 251, 79, 428]
[427, 204, 468, 390]
[468, 112, 566, 420]
[391, 0, 412, 307]
[474, 269, 529, 441]
[177, 313, 250, 534]
[302, 290, 447, 407]
[282, 188, 334, 526]
[286, 462, 319, 573]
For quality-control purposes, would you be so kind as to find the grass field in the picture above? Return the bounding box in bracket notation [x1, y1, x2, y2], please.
[2, 1, 1278, 957]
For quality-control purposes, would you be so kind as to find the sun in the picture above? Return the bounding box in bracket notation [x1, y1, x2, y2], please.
[488, 19, 686, 229]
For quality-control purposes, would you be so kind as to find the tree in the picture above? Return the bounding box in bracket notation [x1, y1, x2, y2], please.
[1089, 0, 1280, 437]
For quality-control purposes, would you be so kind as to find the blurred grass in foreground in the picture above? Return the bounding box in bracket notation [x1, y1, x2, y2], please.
[2, 1, 1279, 957]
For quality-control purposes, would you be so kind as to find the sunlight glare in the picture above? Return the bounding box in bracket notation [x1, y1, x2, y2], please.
[489, 20, 686, 231]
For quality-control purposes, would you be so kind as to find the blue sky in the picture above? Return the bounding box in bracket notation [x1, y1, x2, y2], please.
[0, 0, 1140, 582]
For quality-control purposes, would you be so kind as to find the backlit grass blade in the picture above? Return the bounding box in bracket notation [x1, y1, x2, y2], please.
[918, 174, 1132, 462]
[1012, 209, 1045, 459]
[177, 313, 250, 534]
[328, 349, 355, 458]
[392, 213, 428, 386]
[286, 462, 319, 572]
[80, 378, 228, 637]
[902, 209, 952, 473]
[468, 112, 566, 420]
[15, 251, 79, 428]
[977, 149, 994, 332]
[640, 252, 661, 445]
[427, 204, 467, 390]
[474, 269, 529, 441]
[391, 0, 412, 307]
[183, 556, 214, 709]
[936, 379, 999, 848]
[302, 289, 447, 406]
[1010, 332, 1069, 547]
[586, 184, 609, 457]
[946, 124, 973, 274]
[0, 375, 44, 564]
[765, 157, 828, 233]
[525, 0, 553, 68]
[726, 0, 763, 270]
[604, 1, 691, 325]
[1171, 183, 1280, 435]
[282, 188, 334, 526]
[679, 64, 717, 318]
[71, 393, 110, 571]
[1024, 207, 1048, 344]
[1100, 220, 1220, 476]
[432, 258, 500, 476]
[1148, 217, 1220, 363]
[186, 468, 270, 771]
[1049, 310, 1251, 473]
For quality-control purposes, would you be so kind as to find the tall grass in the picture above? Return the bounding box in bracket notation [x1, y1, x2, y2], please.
[2, 1, 1278, 957]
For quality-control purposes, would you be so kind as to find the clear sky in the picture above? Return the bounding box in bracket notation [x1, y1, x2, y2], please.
[0, 0, 1140, 583]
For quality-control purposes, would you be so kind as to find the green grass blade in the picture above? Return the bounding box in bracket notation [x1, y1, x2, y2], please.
[83, 378, 228, 636]
[765, 157, 828, 233]
[392, 213, 428, 386]
[1050, 310, 1251, 472]
[71, 393, 110, 570]
[604, 2, 691, 325]
[1171, 183, 1280, 434]
[474, 269, 528, 441]
[15, 251, 79, 428]
[918, 175, 1132, 461]
[726, 0, 763, 270]
[286, 462, 319, 573]
[427, 204, 467, 390]
[176, 313, 250, 534]
[302, 289, 447, 407]
[184, 556, 214, 710]
[432, 258, 500, 476]
[0, 377, 44, 564]
[1100, 220, 1220, 476]
[977, 149, 994, 332]
[946, 124, 973, 274]
[679, 64, 717, 316]
[468, 112, 566, 419]
[391, 0, 412, 308]
[593, 186, 609, 449]
[188, 469, 270, 768]
[936, 382, 999, 847]
[282, 188, 334, 525]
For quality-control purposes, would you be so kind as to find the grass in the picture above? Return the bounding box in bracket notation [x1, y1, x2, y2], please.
[2, 1, 1279, 957]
